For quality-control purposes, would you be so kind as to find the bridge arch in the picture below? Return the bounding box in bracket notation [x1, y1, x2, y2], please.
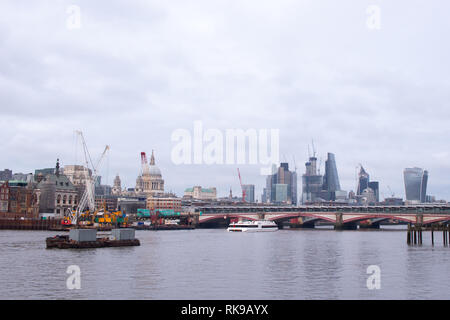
[265, 212, 337, 224]
[198, 214, 259, 225]
[422, 216, 450, 225]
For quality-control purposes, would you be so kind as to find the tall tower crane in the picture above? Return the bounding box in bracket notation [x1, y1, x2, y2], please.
[237, 168, 246, 202]
[71, 131, 109, 226]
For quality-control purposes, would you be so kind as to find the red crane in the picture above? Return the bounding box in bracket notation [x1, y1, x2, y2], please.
[141, 152, 150, 175]
[237, 168, 246, 202]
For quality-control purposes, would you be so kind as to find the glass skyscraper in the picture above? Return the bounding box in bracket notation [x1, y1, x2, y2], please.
[274, 184, 288, 203]
[263, 163, 297, 205]
[404, 168, 428, 203]
[321, 153, 341, 201]
[356, 166, 380, 203]
[357, 166, 369, 195]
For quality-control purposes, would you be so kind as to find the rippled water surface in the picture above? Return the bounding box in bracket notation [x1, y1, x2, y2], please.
[1, 228, 449, 299]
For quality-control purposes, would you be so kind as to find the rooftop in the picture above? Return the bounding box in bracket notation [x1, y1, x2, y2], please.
[185, 187, 215, 193]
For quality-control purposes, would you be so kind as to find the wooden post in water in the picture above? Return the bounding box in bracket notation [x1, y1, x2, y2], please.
[444, 226, 447, 246]
[413, 229, 417, 245]
[431, 227, 434, 246]
[407, 225, 411, 245]
[448, 225, 450, 246]
[446, 226, 448, 246]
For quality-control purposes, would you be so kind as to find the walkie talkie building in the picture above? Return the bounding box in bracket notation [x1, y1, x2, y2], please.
[404, 168, 428, 203]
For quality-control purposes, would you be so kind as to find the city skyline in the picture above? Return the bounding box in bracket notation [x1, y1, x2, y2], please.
[0, 145, 444, 203]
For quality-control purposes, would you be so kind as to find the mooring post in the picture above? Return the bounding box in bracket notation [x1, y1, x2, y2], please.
[446, 225, 448, 246]
[407, 224, 411, 245]
[444, 226, 447, 246]
[414, 228, 417, 245]
[447, 225, 449, 246]
[447, 226, 450, 248]
[431, 227, 434, 246]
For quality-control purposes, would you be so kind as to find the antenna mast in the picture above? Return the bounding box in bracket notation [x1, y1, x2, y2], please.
[311, 139, 317, 158]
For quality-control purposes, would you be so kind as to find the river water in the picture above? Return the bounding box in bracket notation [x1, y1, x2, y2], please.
[0, 227, 449, 300]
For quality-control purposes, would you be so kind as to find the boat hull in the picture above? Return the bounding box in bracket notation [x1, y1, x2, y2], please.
[46, 235, 140, 249]
[227, 227, 278, 232]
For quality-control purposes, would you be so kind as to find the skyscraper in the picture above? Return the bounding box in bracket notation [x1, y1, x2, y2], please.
[292, 171, 297, 205]
[321, 153, 341, 201]
[263, 163, 297, 205]
[262, 164, 277, 204]
[302, 156, 323, 203]
[356, 165, 380, 204]
[404, 168, 428, 203]
[274, 184, 288, 203]
[357, 166, 369, 195]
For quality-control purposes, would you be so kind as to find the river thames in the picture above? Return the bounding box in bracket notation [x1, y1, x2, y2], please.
[0, 227, 449, 300]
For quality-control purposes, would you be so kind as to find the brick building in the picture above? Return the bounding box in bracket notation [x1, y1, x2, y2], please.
[147, 196, 182, 211]
[0, 181, 39, 218]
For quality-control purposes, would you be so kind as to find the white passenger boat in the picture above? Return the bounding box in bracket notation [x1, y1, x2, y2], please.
[227, 220, 278, 232]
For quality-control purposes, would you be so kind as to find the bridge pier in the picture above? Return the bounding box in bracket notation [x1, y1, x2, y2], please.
[334, 213, 357, 230]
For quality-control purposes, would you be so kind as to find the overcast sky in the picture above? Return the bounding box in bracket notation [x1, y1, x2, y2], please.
[1, 0, 449, 201]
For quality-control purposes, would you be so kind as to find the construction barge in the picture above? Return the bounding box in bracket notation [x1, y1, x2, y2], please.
[46, 228, 140, 249]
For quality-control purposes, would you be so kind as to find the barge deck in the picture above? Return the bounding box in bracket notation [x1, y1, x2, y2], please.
[46, 234, 140, 249]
